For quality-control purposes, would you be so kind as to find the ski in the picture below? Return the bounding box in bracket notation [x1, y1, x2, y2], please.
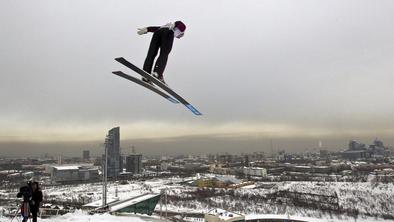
[114, 57, 202, 116]
[112, 71, 179, 104]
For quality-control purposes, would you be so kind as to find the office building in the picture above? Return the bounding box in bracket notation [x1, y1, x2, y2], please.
[104, 127, 122, 178]
[126, 154, 142, 174]
[83, 150, 90, 160]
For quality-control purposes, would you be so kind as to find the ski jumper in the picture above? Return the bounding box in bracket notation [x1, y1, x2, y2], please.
[142, 21, 186, 79]
[143, 26, 174, 78]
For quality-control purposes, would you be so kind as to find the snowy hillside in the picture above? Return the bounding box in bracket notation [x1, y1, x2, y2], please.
[163, 181, 394, 220]
[1, 178, 393, 221]
[0, 208, 389, 222]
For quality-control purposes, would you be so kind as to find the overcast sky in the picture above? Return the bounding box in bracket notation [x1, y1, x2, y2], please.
[1, 0, 394, 156]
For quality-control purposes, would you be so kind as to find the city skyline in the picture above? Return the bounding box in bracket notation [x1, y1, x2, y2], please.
[1, 0, 394, 156]
[1, 131, 392, 157]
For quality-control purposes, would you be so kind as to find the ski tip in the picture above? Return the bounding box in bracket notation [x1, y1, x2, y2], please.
[114, 57, 124, 61]
[186, 104, 203, 116]
[167, 97, 180, 104]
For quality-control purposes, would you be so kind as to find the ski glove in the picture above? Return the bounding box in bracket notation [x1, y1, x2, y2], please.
[137, 27, 148, 35]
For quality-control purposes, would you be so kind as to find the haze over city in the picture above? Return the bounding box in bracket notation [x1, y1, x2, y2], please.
[1, 0, 394, 156]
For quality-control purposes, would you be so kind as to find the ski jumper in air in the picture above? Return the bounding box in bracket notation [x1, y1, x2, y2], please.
[112, 20, 201, 115]
[137, 21, 186, 84]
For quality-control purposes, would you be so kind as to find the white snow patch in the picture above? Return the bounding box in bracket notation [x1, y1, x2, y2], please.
[0, 210, 156, 222]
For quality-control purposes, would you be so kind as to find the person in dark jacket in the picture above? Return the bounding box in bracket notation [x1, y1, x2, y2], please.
[17, 181, 33, 222]
[137, 21, 186, 84]
[29, 182, 43, 222]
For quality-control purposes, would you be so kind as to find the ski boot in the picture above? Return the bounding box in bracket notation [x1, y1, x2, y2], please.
[158, 76, 167, 85]
[142, 77, 152, 85]
[152, 72, 167, 85]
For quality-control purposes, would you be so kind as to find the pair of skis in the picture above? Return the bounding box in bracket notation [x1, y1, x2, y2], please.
[112, 57, 202, 116]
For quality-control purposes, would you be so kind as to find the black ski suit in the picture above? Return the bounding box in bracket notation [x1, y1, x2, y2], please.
[143, 27, 174, 78]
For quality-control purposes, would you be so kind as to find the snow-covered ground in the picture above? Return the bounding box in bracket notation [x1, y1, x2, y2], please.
[0, 210, 388, 222]
[164, 181, 394, 221]
[0, 210, 163, 222]
[256, 181, 394, 217]
[39, 177, 188, 203]
[246, 213, 389, 222]
[1, 178, 393, 221]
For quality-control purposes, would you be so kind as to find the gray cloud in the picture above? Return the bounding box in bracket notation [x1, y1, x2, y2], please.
[1, 0, 394, 155]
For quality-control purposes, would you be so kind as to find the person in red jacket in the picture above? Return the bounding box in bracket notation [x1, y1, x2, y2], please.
[137, 21, 186, 84]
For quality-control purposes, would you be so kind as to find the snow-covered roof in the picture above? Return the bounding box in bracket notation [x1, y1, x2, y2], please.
[207, 208, 244, 220]
[246, 214, 314, 221]
[53, 165, 80, 170]
[109, 193, 160, 212]
[314, 166, 330, 169]
[240, 184, 256, 189]
[243, 167, 266, 170]
[83, 197, 120, 208]
[215, 175, 241, 184]
[342, 150, 367, 154]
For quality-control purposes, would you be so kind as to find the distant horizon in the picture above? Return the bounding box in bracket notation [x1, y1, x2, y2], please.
[0, 131, 392, 158]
